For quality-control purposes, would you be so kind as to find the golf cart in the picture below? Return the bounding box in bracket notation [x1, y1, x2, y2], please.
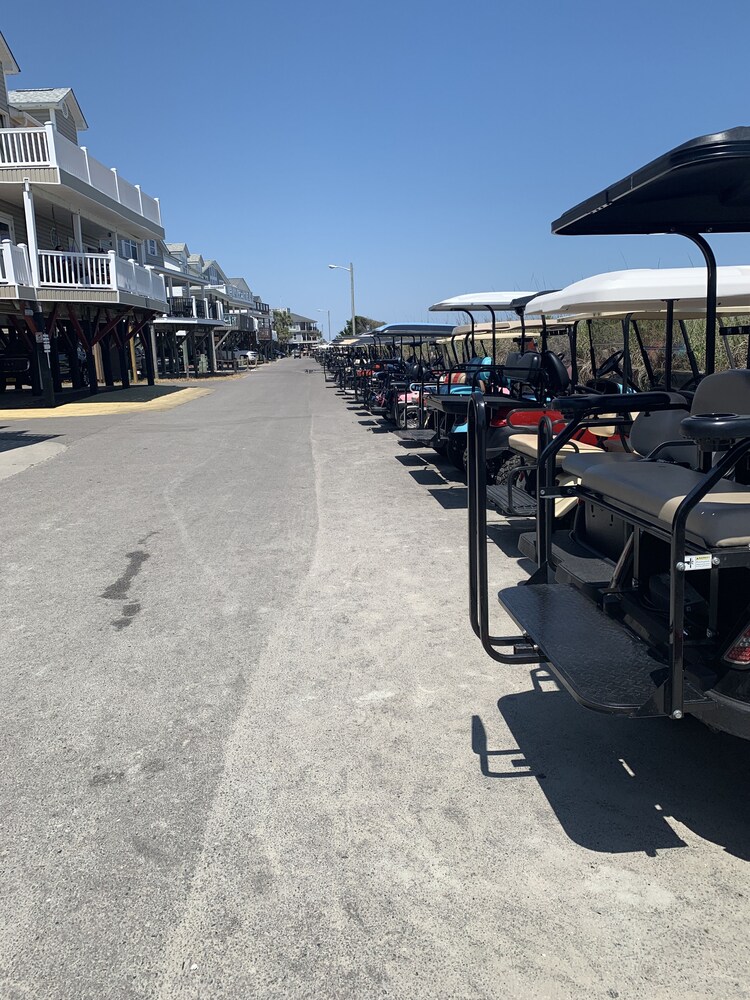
[468, 126, 750, 739]
[486, 266, 750, 521]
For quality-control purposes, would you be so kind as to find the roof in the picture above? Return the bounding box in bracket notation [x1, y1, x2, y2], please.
[525, 266, 750, 317]
[553, 127, 750, 236]
[8, 87, 88, 131]
[166, 242, 189, 254]
[289, 312, 318, 324]
[0, 31, 20, 74]
[429, 291, 539, 312]
[371, 323, 456, 340]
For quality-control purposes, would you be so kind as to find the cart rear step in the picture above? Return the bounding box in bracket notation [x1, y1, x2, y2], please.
[518, 531, 614, 587]
[499, 584, 709, 715]
[394, 429, 435, 443]
[487, 484, 537, 517]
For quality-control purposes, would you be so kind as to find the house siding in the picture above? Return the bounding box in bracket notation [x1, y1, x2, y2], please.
[53, 109, 78, 145]
[0, 65, 9, 118]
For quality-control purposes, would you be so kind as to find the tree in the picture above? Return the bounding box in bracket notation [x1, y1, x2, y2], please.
[273, 308, 293, 343]
[336, 316, 384, 339]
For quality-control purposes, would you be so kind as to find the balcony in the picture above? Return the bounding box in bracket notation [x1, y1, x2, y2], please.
[161, 294, 223, 322]
[0, 239, 32, 286]
[212, 281, 254, 304]
[223, 313, 257, 333]
[0, 242, 166, 305]
[0, 124, 162, 231]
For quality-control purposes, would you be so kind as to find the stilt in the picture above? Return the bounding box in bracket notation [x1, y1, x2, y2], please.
[82, 315, 98, 395]
[101, 331, 114, 387]
[117, 320, 130, 389]
[26, 308, 55, 407]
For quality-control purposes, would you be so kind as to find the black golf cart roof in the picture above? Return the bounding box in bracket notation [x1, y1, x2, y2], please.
[553, 127, 750, 235]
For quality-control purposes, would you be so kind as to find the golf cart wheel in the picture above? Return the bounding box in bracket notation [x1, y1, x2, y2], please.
[398, 407, 420, 430]
[447, 436, 466, 471]
[432, 440, 448, 456]
[495, 452, 527, 490]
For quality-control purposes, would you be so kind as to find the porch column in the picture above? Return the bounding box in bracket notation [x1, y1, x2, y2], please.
[22, 181, 40, 286]
[72, 211, 83, 252]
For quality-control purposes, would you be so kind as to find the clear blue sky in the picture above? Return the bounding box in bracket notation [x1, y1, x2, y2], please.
[6, 1, 750, 337]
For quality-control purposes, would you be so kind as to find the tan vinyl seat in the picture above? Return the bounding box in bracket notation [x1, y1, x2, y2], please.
[509, 432, 604, 465]
[578, 372, 750, 548]
[582, 460, 750, 547]
[562, 394, 693, 477]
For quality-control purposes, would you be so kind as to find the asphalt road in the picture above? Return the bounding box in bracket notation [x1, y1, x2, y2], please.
[1, 359, 750, 1000]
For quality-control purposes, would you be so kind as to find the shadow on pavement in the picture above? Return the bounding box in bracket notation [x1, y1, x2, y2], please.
[475, 668, 750, 859]
[409, 468, 446, 487]
[0, 428, 61, 452]
[428, 487, 468, 510]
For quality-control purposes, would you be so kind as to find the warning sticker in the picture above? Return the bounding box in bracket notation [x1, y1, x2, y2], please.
[684, 553, 713, 571]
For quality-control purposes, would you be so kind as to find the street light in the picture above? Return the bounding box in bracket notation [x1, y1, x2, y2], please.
[317, 308, 331, 342]
[328, 262, 356, 341]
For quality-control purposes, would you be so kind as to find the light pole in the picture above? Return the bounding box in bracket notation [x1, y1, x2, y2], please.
[317, 308, 331, 342]
[328, 262, 356, 340]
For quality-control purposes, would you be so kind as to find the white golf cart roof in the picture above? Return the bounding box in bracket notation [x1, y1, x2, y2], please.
[429, 291, 539, 313]
[526, 266, 750, 317]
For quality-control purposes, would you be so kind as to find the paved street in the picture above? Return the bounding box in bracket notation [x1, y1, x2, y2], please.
[2, 358, 750, 1000]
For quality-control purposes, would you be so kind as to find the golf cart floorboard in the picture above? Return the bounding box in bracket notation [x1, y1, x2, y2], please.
[394, 429, 435, 443]
[487, 484, 537, 517]
[499, 584, 708, 714]
[518, 530, 614, 587]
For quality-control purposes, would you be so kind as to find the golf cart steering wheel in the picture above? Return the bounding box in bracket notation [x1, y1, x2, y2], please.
[596, 350, 625, 377]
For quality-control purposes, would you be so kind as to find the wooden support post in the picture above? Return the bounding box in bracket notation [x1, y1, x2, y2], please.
[101, 332, 114, 387]
[47, 308, 62, 393]
[117, 319, 130, 389]
[129, 336, 139, 384]
[24, 309, 55, 407]
[82, 312, 98, 394]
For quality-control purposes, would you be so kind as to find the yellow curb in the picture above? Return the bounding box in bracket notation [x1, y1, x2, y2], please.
[0, 387, 212, 419]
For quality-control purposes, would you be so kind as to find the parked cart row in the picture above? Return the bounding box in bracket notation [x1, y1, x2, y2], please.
[318, 127, 750, 743]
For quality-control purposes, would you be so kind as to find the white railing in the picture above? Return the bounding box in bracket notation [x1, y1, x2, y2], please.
[0, 123, 162, 226]
[0, 240, 33, 285]
[112, 255, 166, 303]
[35, 249, 166, 303]
[0, 128, 51, 165]
[38, 249, 112, 288]
[222, 282, 254, 303]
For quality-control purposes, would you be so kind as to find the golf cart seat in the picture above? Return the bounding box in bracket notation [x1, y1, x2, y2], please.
[506, 410, 620, 466]
[502, 351, 541, 385]
[578, 370, 750, 547]
[562, 392, 694, 477]
[540, 350, 571, 394]
[582, 460, 750, 547]
[508, 433, 604, 462]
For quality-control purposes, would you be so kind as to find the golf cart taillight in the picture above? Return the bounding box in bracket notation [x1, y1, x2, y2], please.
[724, 625, 750, 666]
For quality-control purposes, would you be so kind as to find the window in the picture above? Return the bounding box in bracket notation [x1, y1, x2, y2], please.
[145, 239, 158, 257]
[0, 212, 15, 243]
[118, 238, 139, 261]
